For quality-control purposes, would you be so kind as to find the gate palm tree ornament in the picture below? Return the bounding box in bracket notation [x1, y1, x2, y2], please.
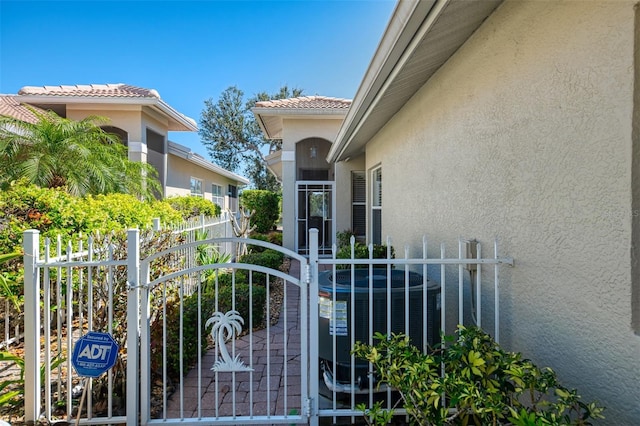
[206, 310, 253, 372]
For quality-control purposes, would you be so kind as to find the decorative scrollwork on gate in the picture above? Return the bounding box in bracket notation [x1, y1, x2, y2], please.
[205, 310, 253, 372]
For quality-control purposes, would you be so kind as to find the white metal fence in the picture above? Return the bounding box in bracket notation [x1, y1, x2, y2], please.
[309, 232, 513, 424]
[19, 228, 513, 426]
[0, 215, 229, 351]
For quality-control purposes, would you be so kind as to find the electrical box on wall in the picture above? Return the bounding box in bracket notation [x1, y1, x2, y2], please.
[464, 239, 478, 271]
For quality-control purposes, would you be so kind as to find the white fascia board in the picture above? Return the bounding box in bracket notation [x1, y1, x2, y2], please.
[328, 0, 438, 163]
[156, 99, 198, 131]
[168, 141, 249, 185]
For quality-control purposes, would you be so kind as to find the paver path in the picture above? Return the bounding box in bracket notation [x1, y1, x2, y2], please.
[164, 261, 304, 421]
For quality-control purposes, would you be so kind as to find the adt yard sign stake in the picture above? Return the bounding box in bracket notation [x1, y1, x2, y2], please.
[71, 332, 119, 378]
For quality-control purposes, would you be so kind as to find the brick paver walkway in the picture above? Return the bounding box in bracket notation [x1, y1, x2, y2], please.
[164, 260, 304, 421]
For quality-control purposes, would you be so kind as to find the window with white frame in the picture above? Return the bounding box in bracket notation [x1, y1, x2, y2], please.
[190, 177, 203, 197]
[212, 184, 224, 208]
[371, 167, 382, 245]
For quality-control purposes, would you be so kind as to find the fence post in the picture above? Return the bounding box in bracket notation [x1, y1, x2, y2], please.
[308, 228, 319, 425]
[23, 230, 40, 423]
[126, 229, 140, 426]
[152, 218, 161, 231]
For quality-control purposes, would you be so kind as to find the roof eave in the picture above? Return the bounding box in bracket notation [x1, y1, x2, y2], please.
[168, 141, 249, 185]
[328, 0, 435, 162]
[253, 110, 280, 140]
[328, 0, 503, 163]
[156, 99, 198, 132]
[252, 107, 348, 140]
[16, 94, 198, 132]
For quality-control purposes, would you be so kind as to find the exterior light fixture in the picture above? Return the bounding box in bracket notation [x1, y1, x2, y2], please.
[310, 146, 318, 159]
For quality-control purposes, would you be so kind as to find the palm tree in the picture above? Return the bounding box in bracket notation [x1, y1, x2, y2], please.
[0, 108, 160, 198]
[205, 310, 252, 371]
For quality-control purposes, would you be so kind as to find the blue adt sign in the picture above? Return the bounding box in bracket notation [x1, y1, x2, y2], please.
[71, 332, 119, 378]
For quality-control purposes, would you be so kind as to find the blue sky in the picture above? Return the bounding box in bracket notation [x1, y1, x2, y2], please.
[0, 0, 395, 157]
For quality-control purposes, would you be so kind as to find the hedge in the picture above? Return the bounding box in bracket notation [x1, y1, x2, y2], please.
[165, 196, 221, 219]
[0, 182, 201, 251]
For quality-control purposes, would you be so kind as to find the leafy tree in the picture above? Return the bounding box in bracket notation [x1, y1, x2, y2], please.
[199, 85, 303, 191]
[0, 108, 160, 198]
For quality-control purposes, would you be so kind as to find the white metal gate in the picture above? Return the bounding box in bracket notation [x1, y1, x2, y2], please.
[22, 228, 513, 426]
[138, 236, 310, 425]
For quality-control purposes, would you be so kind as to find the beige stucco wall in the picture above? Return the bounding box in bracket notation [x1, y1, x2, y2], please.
[66, 105, 147, 143]
[280, 117, 344, 250]
[362, 1, 639, 422]
[166, 154, 240, 211]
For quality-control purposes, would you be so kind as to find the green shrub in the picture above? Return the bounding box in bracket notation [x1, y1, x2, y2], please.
[217, 281, 266, 328]
[238, 249, 285, 286]
[150, 292, 213, 380]
[0, 182, 82, 251]
[336, 242, 394, 269]
[246, 233, 269, 253]
[336, 229, 356, 249]
[352, 326, 605, 426]
[266, 231, 282, 246]
[165, 196, 221, 219]
[245, 231, 283, 253]
[82, 193, 182, 229]
[0, 182, 182, 251]
[240, 190, 280, 233]
[239, 249, 284, 270]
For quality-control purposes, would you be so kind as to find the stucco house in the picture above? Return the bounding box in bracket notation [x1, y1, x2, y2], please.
[1, 84, 248, 211]
[256, 0, 640, 423]
[253, 96, 351, 254]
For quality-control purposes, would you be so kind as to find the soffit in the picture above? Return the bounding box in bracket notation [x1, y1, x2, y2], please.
[332, 0, 503, 161]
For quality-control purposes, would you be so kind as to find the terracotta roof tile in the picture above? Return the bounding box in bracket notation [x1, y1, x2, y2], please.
[17, 83, 161, 99]
[254, 96, 351, 110]
[0, 95, 44, 123]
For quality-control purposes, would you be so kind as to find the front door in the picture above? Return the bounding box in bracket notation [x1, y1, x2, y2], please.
[296, 181, 334, 255]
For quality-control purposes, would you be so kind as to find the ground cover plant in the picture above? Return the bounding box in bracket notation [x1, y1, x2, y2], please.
[352, 326, 605, 426]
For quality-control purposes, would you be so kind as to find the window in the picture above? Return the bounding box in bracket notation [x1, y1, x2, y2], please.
[371, 167, 382, 245]
[212, 184, 224, 208]
[352, 171, 366, 239]
[190, 177, 203, 197]
[228, 184, 239, 212]
[228, 184, 238, 198]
